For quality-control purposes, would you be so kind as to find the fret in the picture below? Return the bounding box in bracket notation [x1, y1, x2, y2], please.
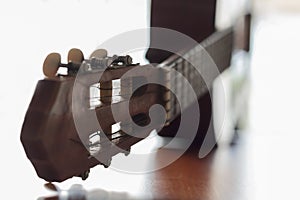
[163, 69, 172, 125]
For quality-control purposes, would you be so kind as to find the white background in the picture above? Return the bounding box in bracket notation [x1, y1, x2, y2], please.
[0, 0, 150, 199]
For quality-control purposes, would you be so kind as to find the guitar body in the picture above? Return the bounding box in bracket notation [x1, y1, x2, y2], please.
[146, 0, 217, 63]
[146, 0, 218, 151]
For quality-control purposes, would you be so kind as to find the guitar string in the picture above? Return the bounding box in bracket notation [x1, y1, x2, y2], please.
[88, 59, 201, 145]
[90, 76, 210, 147]
[89, 115, 147, 138]
[88, 116, 148, 147]
[88, 71, 201, 119]
[88, 72, 199, 100]
[89, 65, 198, 90]
[88, 90, 161, 99]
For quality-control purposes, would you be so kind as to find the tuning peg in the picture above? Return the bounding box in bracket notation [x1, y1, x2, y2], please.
[111, 55, 133, 66]
[80, 170, 90, 180]
[43, 51, 83, 77]
[43, 53, 61, 78]
[68, 48, 84, 63]
[102, 158, 112, 168]
[123, 147, 131, 156]
[44, 182, 60, 192]
[89, 49, 108, 59]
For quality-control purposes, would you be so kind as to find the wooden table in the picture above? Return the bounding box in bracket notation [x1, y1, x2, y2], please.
[38, 131, 289, 200]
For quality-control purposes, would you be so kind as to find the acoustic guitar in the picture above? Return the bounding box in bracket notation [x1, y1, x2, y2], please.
[21, 28, 233, 182]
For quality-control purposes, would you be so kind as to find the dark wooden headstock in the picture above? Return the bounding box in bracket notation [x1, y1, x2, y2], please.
[21, 49, 168, 182]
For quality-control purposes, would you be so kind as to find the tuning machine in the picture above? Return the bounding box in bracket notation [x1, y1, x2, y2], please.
[43, 48, 136, 78]
[110, 55, 133, 66]
[89, 49, 134, 68]
[43, 48, 84, 78]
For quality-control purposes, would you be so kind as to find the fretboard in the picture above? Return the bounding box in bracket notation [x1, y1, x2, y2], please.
[158, 28, 233, 125]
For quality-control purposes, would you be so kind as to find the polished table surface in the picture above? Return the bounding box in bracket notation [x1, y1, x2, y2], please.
[36, 131, 297, 200]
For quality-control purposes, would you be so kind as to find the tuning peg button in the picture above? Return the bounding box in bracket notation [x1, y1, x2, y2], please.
[68, 48, 84, 63]
[43, 53, 61, 78]
[89, 49, 108, 59]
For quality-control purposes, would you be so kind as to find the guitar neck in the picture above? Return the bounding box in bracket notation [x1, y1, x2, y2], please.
[101, 28, 234, 154]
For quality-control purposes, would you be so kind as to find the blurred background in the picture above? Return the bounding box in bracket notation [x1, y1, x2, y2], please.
[0, 0, 300, 199]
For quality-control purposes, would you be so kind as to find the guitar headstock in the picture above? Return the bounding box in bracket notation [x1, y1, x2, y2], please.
[21, 48, 168, 182]
[21, 28, 234, 182]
